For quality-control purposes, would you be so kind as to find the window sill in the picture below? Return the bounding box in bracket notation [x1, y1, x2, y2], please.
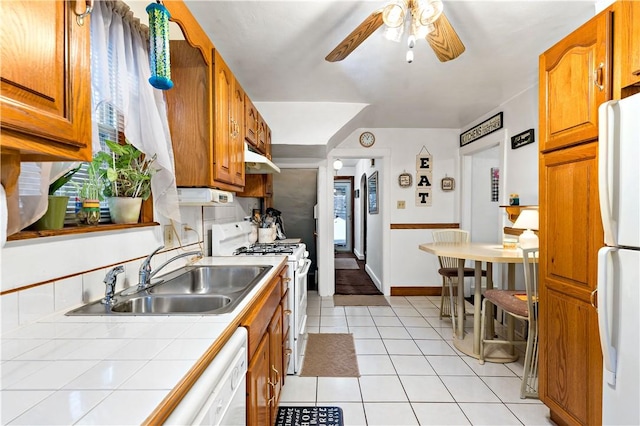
[7, 222, 159, 242]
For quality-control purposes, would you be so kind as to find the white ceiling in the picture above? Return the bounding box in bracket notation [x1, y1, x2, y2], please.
[147, 1, 598, 159]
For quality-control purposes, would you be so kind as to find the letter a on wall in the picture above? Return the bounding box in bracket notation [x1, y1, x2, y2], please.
[416, 150, 433, 206]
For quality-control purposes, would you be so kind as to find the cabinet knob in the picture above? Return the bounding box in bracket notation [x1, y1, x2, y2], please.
[284, 309, 292, 316]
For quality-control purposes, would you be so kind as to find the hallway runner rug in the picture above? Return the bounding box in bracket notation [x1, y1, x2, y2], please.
[333, 295, 390, 306]
[275, 406, 344, 426]
[334, 258, 359, 269]
[300, 333, 360, 377]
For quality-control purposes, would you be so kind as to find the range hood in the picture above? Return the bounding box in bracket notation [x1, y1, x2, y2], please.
[244, 144, 280, 174]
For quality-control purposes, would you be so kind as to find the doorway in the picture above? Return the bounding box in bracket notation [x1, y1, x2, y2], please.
[333, 177, 353, 253]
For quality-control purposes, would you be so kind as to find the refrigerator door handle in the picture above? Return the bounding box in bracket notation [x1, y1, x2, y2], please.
[597, 246, 617, 386]
[598, 100, 619, 247]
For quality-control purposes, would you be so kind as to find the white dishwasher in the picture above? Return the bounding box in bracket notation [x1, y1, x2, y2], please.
[165, 327, 248, 426]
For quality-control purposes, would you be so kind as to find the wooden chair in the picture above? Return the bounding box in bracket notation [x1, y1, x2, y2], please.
[480, 247, 539, 399]
[431, 229, 485, 331]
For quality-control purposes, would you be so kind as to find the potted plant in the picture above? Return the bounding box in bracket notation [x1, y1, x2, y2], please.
[93, 139, 157, 224]
[31, 164, 81, 230]
[76, 160, 104, 225]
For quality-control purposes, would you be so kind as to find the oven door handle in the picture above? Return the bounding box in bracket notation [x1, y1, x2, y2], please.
[297, 259, 312, 276]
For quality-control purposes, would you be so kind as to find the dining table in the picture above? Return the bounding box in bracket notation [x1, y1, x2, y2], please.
[419, 242, 527, 363]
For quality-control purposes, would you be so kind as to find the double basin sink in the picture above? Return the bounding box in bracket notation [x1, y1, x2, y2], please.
[66, 264, 272, 316]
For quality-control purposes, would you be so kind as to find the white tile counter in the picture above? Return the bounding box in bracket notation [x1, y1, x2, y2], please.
[0, 256, 287, 425]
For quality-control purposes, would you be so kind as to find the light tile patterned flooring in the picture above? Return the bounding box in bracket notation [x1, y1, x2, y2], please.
[279, 292, 553, 426]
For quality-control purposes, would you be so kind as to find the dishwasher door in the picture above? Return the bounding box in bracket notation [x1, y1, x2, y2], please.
[165, 327, 248, 426]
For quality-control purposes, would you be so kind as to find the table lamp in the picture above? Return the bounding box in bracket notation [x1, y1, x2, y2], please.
[512, 207, 539, 249]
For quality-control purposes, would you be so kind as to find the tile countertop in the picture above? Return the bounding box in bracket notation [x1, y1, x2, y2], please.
[0, 256, 288, 425]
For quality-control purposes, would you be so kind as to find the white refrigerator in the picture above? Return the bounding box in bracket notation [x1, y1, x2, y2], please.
[597, 92, 640, 425]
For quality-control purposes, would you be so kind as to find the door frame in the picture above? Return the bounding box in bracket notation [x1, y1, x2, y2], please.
[333, 176, 354, 253]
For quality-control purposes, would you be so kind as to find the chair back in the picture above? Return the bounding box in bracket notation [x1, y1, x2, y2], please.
[432, 229, 470, 269]
[521, 247, 539, 320]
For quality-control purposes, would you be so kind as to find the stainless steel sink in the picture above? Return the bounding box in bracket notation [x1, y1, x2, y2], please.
[148, 265, 270, 295]
[66, 264, 272, 316]
[111, 294, 232, 314]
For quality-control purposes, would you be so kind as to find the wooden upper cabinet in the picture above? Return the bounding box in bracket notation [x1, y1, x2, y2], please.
[616, 1, 640, 90]
[539, 9, 612, 152]
[245, 95, 259, 149]
[257, 115, 268, 155]
[0, 0, 92, 162]
[213, 50, 245, 188]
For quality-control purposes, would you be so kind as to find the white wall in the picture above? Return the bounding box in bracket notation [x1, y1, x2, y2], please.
[316, 86, 540, 295]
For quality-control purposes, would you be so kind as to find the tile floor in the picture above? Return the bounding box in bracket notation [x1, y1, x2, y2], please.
[279, 292, 553, 426]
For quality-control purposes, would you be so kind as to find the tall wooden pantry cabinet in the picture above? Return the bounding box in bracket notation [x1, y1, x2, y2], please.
[539, 2, 638, 424]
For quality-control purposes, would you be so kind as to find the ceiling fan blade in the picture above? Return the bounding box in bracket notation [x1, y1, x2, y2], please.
[426, 12, 465, 62]
[325, 10, 384, 62]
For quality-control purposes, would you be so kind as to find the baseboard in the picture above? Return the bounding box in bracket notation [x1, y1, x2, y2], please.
[353, 248, 365, 260]
[363, 263, 382, 293]
[390, 286, 442, 296]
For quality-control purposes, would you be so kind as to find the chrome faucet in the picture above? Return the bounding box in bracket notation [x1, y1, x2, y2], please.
[101, 265, 124, 305]
[122, 245, 203, 296]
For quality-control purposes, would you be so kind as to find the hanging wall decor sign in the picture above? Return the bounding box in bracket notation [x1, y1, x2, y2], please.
[441, 176, 455, 191]
[460, 112, 503, 147]
[416, 147, 433, 206]
[511, 128, 535, 149]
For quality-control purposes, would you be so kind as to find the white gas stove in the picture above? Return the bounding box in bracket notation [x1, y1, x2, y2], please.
[209, 221, 309, 375]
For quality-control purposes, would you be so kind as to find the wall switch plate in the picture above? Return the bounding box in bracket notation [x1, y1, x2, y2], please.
[397, 200, 406, 209]
[163, 225, 174, 247]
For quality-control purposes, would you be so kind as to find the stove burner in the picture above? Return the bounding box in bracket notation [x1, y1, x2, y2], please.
[234, 243, 299, 256]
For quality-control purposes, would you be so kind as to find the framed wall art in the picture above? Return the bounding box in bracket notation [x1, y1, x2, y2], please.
[367, 171, 378, 214]
[441, 177, 455, 191]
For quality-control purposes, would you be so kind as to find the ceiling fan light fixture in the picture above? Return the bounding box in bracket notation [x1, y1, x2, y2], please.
[383, 24, 404, 42]
[382, 0, 408, 28]
[416, 0, 443, 25]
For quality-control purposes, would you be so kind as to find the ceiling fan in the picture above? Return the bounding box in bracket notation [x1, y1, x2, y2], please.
[325, 0, 465, 63]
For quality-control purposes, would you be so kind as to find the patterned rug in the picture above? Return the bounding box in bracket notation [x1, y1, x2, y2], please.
[275, 406, 343, 426]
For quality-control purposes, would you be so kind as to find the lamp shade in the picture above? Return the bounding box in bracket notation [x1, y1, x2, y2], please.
[513, 207, 539, 249]
[512, 208, 539, 231]
[333, 159, 343, 170]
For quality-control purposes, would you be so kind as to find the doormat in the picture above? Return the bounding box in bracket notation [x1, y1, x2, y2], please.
[335, 258, 359, 269]
[275, 406, 343, 426]
[333, 295, 390, 306]
[300, 333, 360, 377]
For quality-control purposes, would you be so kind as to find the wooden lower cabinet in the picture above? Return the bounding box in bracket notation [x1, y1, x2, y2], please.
[242, 264, 288, 426]
[247, 333, 270, 426]
[268, 304, 283, 420]
[539, 142, 604, 425]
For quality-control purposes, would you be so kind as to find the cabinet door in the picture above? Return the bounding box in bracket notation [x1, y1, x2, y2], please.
[539, 11, 611, 152]
[268, 304, 283, 423]
[213, 51, 236, 186]
[247, 332, 271, 426]
[539, 142, 604, 425]
[245, 95, 259, 149]
[166, 40, 211, 187]
[618, 0, 640, 89]
[0, 0, 92, 162]
[257, 114, 268, 155]
[230, 80, 246, 187]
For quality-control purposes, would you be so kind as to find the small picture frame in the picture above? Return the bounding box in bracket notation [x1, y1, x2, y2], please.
[398, 172, 412, 188]
[441, 177, 455, 191]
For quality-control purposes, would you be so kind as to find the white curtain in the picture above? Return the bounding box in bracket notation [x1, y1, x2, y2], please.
[91, 0, 180, 223]
[13, 0, 181, 233]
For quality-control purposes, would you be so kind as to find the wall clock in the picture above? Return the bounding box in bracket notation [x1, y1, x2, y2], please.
[359, 131, 375, 148]
[398, 172, 412, 188]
